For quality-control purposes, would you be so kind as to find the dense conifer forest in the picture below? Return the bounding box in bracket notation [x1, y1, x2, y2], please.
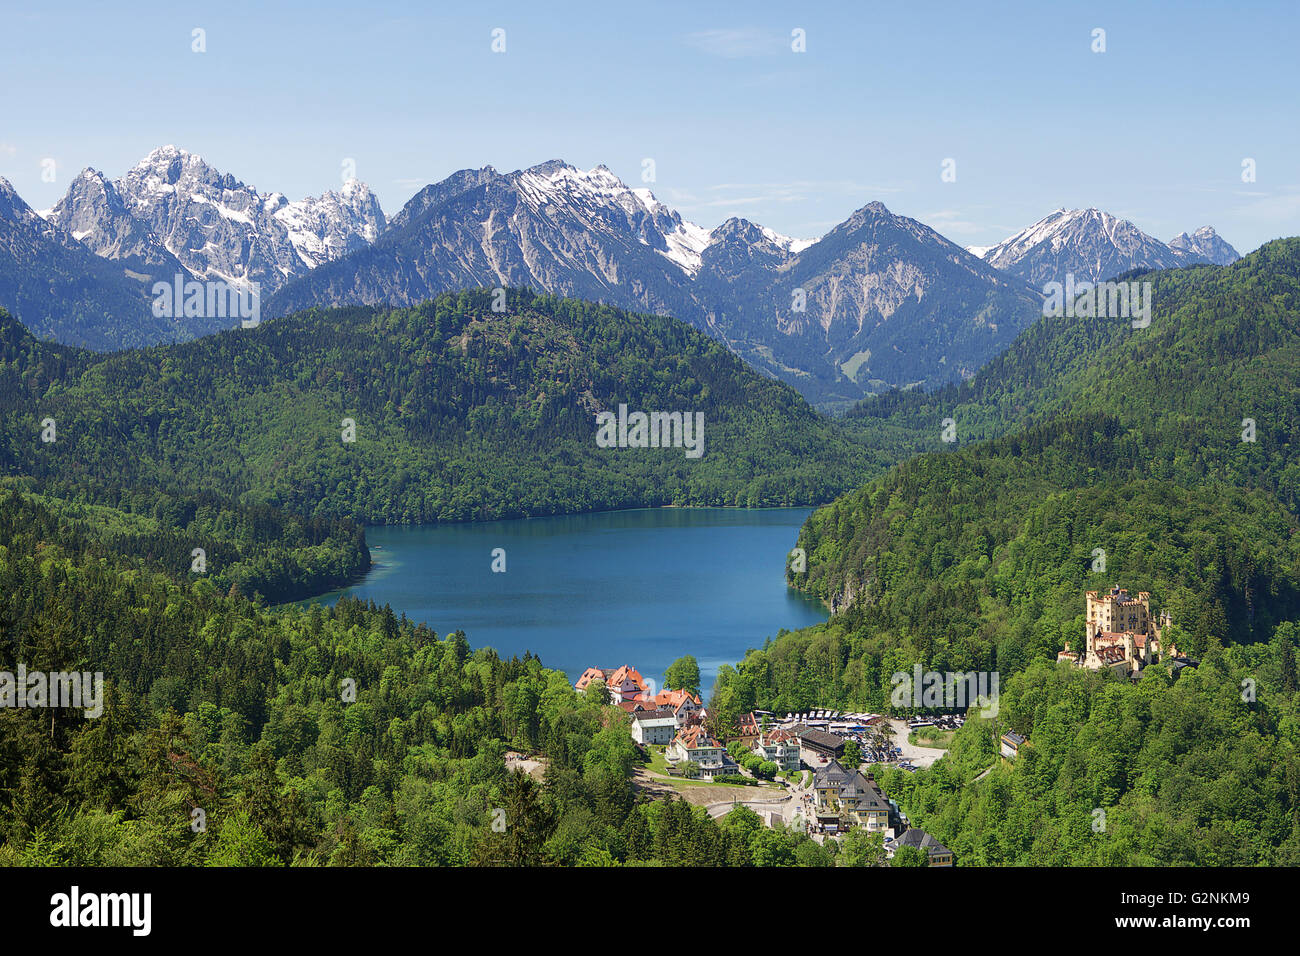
[5, 243, 1300, 866]
[0, 289, 884, 525]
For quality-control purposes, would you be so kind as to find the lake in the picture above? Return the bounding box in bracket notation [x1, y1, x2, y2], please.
[301, 508, 827, 690]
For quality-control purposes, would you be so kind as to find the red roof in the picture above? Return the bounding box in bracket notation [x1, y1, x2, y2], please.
[607, 665, 647, 692]
[575, 667, 607, 691]
[655, 689, 702, 710]
[674, 725, 721, 750]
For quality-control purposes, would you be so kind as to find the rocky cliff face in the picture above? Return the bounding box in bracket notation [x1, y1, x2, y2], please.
[51, 146, 385, 294]
[267, 163, 1041, 407]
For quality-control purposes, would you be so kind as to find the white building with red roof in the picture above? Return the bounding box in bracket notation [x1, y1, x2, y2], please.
[667, 725, 725, 771]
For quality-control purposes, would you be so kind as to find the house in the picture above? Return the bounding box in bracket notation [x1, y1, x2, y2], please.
[630, 707, 679, 746]
[885, 828, 954, 866]
[1000, 731, 1026, 761]
[735, 712, 761, 745]
[653, 689, 704, 726]
[577, 664, 651, 703]
[605, 665, 649, 702]
[667, 725, 725, 773]
[754, 728, 802, 772]
[575, 667, 608, 692]
[812, 760, 893, 832]
[797, 727, 846, 768]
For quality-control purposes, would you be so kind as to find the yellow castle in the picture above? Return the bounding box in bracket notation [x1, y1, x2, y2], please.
[1059, 586, 1175, 674]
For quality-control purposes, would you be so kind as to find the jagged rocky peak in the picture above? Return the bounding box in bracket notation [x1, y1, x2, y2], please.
[495, 158, 713, 275]
[1169, 225, 1240, 266]
[47, 145, 386, 291]
[980, 207, 1190, 285]
[47, 167, 178, 267]
[273, 178, 388, 268]
[0, 174, 39, 223]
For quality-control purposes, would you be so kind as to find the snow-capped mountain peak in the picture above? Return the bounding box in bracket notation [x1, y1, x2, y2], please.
[508, 160, 717, 276]
[50, 146, 386, 290]
[979, 207, 1235, 285]
[1169, 225, 1240, 266]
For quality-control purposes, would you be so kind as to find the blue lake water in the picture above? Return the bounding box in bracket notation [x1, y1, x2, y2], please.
[301, 508, 828, 690]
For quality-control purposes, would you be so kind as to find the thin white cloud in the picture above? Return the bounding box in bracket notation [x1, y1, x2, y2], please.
[1236, 186, 1300, 222]
[924, 209, 983, 236]
[684, 28, 784, 59]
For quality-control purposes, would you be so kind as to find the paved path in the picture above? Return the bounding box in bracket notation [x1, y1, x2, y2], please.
[704, 796, 793, 820]
[886, 718, 949, 769]
[702, 770, 815, 829]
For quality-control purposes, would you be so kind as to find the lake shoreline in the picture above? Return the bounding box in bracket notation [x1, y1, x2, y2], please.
[292, 507, 828, 688]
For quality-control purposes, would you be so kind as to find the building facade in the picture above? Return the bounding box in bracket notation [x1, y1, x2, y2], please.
[667, 725, 725, 772]
[631, 708, 679, 746]
[754, 728, 802, 772]
[1059, 587, 1175, 675]
[813, 760, 893, 832]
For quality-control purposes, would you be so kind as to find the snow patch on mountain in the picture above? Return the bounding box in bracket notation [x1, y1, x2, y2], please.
[980, 208, 1224, 285]
[52, 145, 386, 292]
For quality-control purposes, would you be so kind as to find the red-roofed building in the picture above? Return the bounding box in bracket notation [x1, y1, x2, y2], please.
[667, 725, 724, 771]
[736, 711, 761, 744]
[606, 665, 649, 702]
[576, 664, 651, 702]
[754, 728, 801, 772]
[653, 688, 704, 726]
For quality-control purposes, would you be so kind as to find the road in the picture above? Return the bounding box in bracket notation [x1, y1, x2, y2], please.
[703, 769, 813, 831]
[885, 718, 949, 769]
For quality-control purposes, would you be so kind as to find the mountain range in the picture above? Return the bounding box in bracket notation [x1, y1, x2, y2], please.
[47, 146, 385, 295]
[0, 147, 1241, 406]
[970, 207, 1239, 286]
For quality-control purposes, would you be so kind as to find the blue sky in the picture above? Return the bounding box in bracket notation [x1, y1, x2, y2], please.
[2, 0, 1296, 253]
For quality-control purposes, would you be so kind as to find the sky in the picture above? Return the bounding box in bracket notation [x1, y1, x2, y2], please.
[1, 0, 1297, 254]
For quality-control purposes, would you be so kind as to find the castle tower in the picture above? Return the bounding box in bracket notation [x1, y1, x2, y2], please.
[1080, 587, 1168, 671]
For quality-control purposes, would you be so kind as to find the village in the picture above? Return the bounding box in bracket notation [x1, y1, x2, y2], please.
[572, 664, 957, 866]
[556, 587, 1201, 867]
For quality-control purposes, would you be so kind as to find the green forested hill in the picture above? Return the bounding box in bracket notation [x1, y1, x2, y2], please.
[749, 418, 1300, 709]
[0, 485, 835, 866]
[874, 646, 1300, 865]
[781, 237, 1300, 674]
[0, 289, 883, 523]
[0, 480, 369, 604]
[842, 239, 1300, 511]
[729, 241, 1300, 712]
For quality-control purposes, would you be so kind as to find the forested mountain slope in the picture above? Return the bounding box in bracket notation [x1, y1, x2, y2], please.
[695, 242, 1300, 865]
[744, 240, 1300, 712]
[0, 289, 884, 523]
[842, 239, 1300, 512]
